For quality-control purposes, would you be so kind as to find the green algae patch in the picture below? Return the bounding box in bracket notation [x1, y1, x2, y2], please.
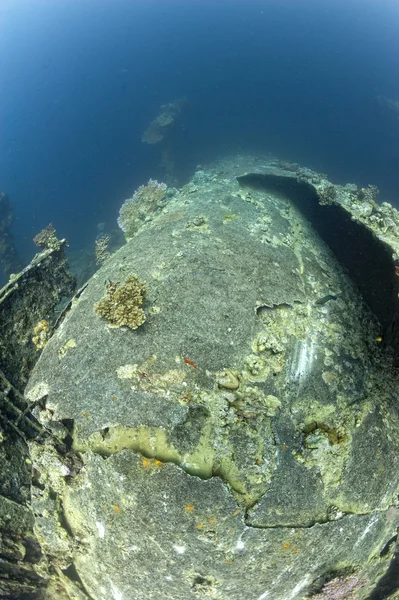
[58, 338, 77, 358]
[72, 418, 276, 504]
[223, 214, 239, 223]
[75, 425, 183, 468]
[73, 422, 219, 487]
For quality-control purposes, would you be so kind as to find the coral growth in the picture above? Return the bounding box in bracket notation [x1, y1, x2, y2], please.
[33, 223, 61, 251]
[317, 185, 337, 206]
[356, 184, 379, 204]
[32, 319, 50, 349]
[94, 275, 147, 330]
[95, 234, 111, 265]
[117, 179, 167, 239]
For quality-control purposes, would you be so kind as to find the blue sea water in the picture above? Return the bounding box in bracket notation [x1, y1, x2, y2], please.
[0, 0, 399, 273]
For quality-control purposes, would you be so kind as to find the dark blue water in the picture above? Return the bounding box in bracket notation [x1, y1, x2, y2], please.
[1, 0, 399, 266]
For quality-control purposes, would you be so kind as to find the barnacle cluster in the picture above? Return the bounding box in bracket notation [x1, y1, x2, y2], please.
[94, 275, 147, 330]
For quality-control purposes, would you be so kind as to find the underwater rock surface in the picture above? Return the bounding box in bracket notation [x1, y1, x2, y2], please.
[25, 158, 399, 599]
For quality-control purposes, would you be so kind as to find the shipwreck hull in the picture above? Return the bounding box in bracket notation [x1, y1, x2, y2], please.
[22, 159, 399, 599]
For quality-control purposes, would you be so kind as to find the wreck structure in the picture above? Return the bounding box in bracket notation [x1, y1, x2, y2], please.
[0, 192, 23, 284]
[0, 236, 75, 599]
[3, 157, 399, 599]
[142, 97, 188, 185]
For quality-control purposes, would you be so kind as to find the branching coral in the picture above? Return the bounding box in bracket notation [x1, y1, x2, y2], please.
[356, 184, 379, 204]
[94, 275, 147, 330]
[117, 179, 167, 239]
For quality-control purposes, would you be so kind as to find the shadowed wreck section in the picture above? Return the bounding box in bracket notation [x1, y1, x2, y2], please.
[237, 171, 399, 346]
[0, 240, 76, 599]
[20, 158, 399, 599]
[0, 192, 23, 285]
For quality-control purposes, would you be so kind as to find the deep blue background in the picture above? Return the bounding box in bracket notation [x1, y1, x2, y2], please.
[1, 0, 399, 263]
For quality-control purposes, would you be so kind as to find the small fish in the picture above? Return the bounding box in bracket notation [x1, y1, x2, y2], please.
[183, 357, 197, 368]
[315, 294, 339, 306]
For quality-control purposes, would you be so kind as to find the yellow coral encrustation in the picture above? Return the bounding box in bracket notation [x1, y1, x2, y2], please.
[32, 319, 50, 349]
[94, 275, 147, 330]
